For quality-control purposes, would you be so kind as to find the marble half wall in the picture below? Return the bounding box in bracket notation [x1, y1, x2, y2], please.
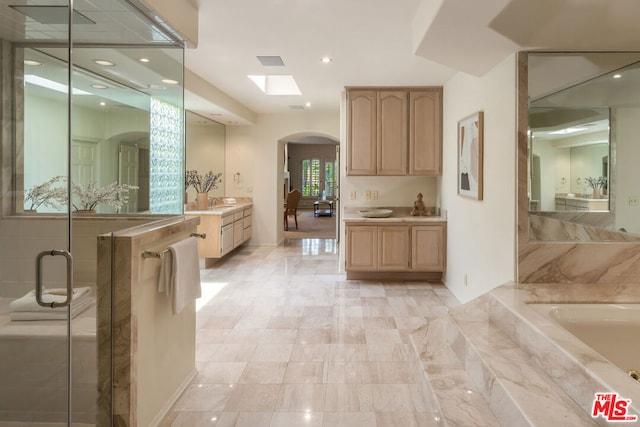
[97, 216, 200, 426]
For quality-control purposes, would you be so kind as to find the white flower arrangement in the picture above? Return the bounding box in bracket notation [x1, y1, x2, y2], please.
[24, 175, 67, 211]
[68, 181, 138, 212]
[185, 170, 222, 193]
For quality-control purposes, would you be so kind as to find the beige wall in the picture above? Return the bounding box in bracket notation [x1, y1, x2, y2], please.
[441, 54, 517, 303]
[225, 112, 340, 246]
[185, 112, 226, 203]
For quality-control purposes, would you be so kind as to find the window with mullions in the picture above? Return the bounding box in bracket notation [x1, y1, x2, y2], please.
[302, 158, 336, 198]
[324, 161, 335, 197]
[302, 159, 320, 197]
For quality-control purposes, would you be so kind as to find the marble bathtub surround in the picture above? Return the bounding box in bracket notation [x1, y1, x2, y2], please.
[412, 281, 640, 426]
[159, 239, 460, 426]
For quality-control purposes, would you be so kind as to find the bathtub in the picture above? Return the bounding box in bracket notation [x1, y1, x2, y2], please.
[529, 303, 640, 380]
[0, 297, 97, 424]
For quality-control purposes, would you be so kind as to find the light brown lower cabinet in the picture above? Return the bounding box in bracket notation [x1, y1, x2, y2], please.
[345, 222, 446, 273]
[188, 206, 252, 258]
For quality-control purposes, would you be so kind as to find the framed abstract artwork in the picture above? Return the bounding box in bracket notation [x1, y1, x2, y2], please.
[457, 111, 484, 200]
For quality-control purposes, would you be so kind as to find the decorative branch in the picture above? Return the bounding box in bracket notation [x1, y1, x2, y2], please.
[24, 176, 67, 210]
[185, 170, 222, 193]
[585, 176, 607, 190]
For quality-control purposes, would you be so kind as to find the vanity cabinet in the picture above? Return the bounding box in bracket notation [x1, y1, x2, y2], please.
[346, 87, 442, 176]
[555, 197, 608, 211]
[345, 222, 446, 274]
[189, 205, 252, 259]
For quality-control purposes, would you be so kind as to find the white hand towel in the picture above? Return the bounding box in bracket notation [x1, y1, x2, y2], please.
[11, 297, 95, 321]
[10, 287, 92, 313]
[157, 237, 201, 314]
[9, 287, 94, 321]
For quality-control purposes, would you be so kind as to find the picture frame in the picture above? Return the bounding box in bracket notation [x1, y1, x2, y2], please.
[457, 111, 484, 200]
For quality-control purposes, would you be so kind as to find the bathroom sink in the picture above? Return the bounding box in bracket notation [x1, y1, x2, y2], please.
[357, 208, 393, 218]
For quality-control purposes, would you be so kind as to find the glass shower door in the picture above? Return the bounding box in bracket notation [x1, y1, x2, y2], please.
[0, 0, 74, 424]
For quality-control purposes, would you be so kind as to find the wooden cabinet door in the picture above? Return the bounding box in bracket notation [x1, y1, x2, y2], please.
[378, 226, 409, 270]
[377, 90, 407, 175]
[411, 224, 445, 271]
[409, 89, 442, 175]
[346, 226, 378, 270]
[347, 90, 377, 175]
[221, 223, 234, 255]
[233, 219, 244, 248]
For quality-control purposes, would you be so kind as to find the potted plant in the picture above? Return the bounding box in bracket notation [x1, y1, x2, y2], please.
[185, 170, 222, 209]
[23, 175, 67, 213]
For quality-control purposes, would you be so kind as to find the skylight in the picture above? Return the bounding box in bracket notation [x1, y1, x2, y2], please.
[24, 74, 91, 95]
[549, 127, 588, 135]
[248, 75, 301, 95]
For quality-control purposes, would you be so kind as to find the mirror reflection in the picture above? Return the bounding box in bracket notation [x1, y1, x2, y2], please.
[529, 107, 609, 212]
[18, 44, 184, 214]
[527, 52, 640, 236]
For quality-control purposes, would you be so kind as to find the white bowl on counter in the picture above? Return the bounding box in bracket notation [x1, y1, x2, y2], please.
[357, 208, 393, 218]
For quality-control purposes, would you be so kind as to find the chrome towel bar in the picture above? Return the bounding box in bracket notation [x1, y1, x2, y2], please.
[142, 233, 206, 259]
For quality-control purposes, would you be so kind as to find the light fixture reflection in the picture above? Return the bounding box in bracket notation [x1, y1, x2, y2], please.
[93, 59, 115, 66]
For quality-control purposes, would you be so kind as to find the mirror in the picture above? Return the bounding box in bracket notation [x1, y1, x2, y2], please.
[17, 43, 184, 215]
[527, 52, 640, 237]
[529, 106, 610, 211]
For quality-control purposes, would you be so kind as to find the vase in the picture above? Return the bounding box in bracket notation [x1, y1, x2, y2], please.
[196, 192, 209, 210]
[592, 188, 600, 199]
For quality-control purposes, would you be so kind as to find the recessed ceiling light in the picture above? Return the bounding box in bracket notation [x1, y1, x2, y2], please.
[93, 59, 115, 66]
[305, 102, 312, 107]
[139, 58, 150, 63]
[148, 84, 166, 90]
[321, 56, 332, 64]
[161, 79, 179, 85]
[24, 59, 42, 66]
[613, 73, 622, 79]
[248, 74, 301, 95]
[91, 84, 108, 89]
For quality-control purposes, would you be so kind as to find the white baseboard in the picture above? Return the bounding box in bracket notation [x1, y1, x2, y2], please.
[150, 368, 198, 427]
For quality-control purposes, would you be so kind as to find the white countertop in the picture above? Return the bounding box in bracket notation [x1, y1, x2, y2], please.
[185, 202, 252, 216]
[343, 206, 446, 223]
[555, 196, 608, 202]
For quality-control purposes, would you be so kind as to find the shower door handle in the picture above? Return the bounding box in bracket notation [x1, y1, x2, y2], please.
[35, 249, 74, 308]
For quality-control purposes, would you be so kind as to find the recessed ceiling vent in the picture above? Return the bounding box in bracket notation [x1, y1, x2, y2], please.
[289, 105, 305, 110]
[257, 56, 285, 67]
[10, 5, 95, 25]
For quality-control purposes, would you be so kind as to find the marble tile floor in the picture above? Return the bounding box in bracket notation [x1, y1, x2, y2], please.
[159, 238, 460, 427]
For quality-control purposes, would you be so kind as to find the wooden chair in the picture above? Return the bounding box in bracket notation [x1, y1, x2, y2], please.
[284, 189, 302, 230]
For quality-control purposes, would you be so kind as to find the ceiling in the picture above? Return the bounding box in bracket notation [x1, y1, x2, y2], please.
[5, 0, 640, 127]
[183, 0, 640, 126]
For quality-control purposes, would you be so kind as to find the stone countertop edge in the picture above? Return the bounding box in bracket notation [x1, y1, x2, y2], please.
[343, 214, 447, 223]
[343, 206, 446, 222]
[185, 202, 252, 216]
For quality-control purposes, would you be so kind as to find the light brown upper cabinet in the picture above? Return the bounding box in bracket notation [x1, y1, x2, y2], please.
[346, 87, 442, 176]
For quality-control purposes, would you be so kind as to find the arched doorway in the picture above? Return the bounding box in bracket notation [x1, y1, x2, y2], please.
[279, 132, 339, 240]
